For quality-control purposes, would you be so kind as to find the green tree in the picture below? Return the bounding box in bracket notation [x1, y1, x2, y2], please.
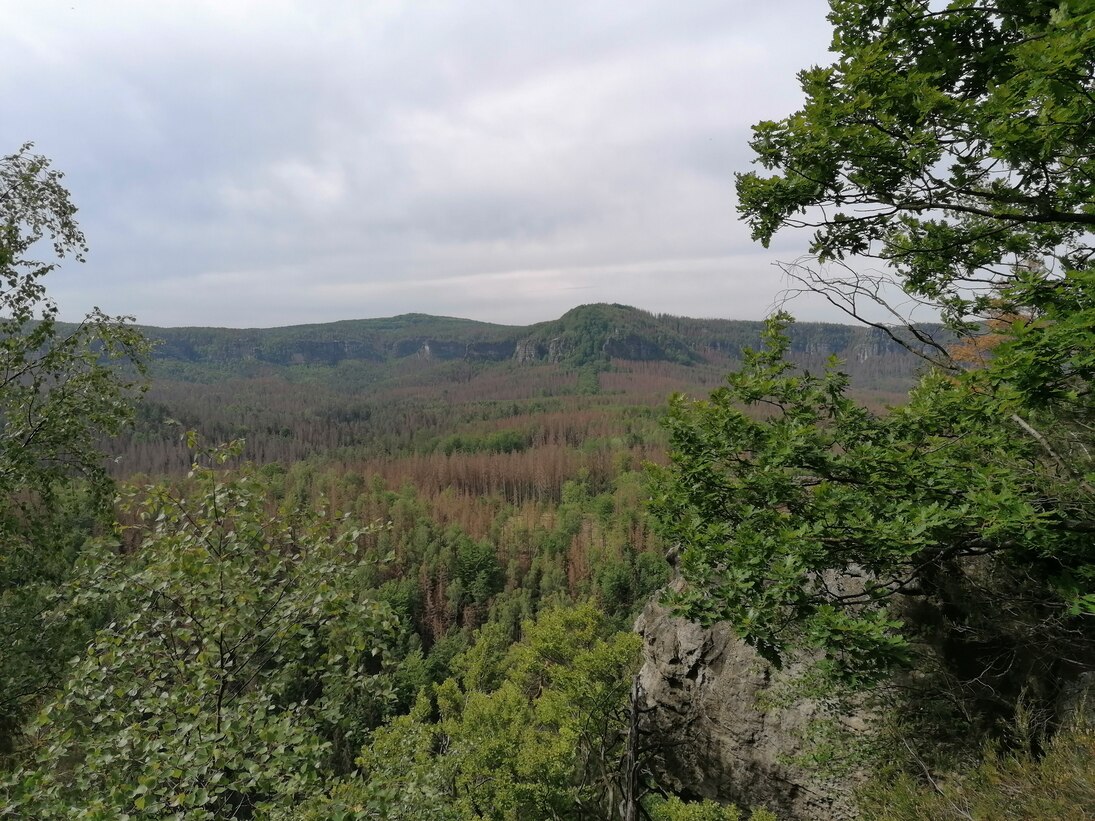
[650, 316, 1092, 690]
[736, 1, 1095, 329]
[291, 690, 462, 821]
[3, 442, 402, 818]
[319, 604, 643, 820]
[0, 144, 148, 752]
[652, 0, 1095, 759]
[440, 604, 642, 819]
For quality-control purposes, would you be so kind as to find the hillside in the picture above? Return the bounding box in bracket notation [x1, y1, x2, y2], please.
[137, 303, 939, 391]
[102, 304, 938, 478]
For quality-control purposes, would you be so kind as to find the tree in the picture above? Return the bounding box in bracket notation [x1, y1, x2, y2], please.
[736, 0, 1095, 330]
[3, 442, 403, 818]
[0, 143, 147, 519]
[0, 144, 149, 750]
[439, 604, 642, 819]
[302, 604, 644, 820]
[649, 317, 1092, 690]
[650, 0, 1095, 749]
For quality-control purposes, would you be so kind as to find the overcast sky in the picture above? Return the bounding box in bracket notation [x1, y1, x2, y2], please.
[2, 0, 842, 328]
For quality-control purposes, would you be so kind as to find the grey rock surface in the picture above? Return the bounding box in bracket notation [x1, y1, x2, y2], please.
[635, 597, 861, 820]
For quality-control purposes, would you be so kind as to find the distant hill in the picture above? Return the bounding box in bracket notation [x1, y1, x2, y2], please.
[103, 304, 949, 476]
[134, 303, 942, 389]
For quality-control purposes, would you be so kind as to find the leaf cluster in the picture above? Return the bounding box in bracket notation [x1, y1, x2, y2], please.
[649, 314, 1092, 687]
[4, 445, 402, 817]
[736, 1, 1095, 323]
[0, 144, 149, 750]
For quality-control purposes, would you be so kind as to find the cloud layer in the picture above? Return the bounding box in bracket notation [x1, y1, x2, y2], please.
[2, 1, 838, 327]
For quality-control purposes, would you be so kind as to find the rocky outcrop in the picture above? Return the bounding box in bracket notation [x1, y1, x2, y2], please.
[547, 336, 569, 362]
[635, 597, 862, 820]
[388, 338, 515, 361]
[1057, 671, 1095, 723]
[513, 336, 570, 363]
[512, 338, 545, 364]
[464, 341, 516, 361]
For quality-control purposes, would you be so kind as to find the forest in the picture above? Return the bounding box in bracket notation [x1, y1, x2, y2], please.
[2, 1, 1095, 819]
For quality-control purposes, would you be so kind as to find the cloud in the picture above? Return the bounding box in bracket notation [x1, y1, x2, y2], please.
[1, 0, 840, 327]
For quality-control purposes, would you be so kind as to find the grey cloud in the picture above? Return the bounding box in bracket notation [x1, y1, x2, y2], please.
[2, 0, 841, 327]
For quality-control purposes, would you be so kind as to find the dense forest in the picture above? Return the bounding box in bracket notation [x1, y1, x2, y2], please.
[3, 1, 1095, 819]
[109, 304, 920, 478]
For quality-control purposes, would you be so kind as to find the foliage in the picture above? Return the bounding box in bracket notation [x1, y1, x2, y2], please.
[652, 0, 1095, 691]
[437, 429, 530, 456]
[0, 143, 148, 751]
[651, 313, 1093, 687]
[0, 143, 147, 532]
[651, 0, 1095, 799]
[645, 794, 778, 821]
[303, 604, 643, 820]
[438, 603, 643, 819]
[0, 486, 107, 758]
[3, 441, 403, 818]
[860, 713, 1095, 821]
[287, 691, 462, 821]
[736, 0, 1095, 326]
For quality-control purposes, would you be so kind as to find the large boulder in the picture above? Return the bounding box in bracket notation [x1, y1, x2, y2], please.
[634, 596, 861, 820]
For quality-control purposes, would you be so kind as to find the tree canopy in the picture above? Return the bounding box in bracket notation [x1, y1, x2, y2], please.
[736, 0, 1095, 325]
[652, 0, 1095, 736]
[0, 144, 149, 748]
[5, 444, 404, 817]
[0, 144, 148, 527]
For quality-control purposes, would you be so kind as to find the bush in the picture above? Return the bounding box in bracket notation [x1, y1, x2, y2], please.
[861, 716, 1095, 820]
[645, 794, 778, 821]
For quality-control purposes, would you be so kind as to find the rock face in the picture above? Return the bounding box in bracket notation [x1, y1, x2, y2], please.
[634, 597, 860, 820]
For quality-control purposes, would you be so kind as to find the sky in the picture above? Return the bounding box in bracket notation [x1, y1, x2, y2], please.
[1, 0, 843, 328]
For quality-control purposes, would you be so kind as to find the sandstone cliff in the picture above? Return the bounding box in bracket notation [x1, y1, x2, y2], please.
[635, 597, 862, 820]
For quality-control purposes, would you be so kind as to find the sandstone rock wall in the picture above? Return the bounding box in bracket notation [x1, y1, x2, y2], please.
[635, 598, 861, 820]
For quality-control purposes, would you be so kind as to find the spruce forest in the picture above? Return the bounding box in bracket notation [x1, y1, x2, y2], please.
[2, 2, 1094, 819]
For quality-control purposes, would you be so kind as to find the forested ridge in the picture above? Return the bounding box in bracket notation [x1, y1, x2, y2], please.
[3, 1, 1095, 819]
[109, 304, 921, 477]
[117, 304, 937, 375]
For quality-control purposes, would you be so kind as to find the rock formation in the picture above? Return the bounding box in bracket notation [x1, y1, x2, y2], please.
[634, 596, 862, 820]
